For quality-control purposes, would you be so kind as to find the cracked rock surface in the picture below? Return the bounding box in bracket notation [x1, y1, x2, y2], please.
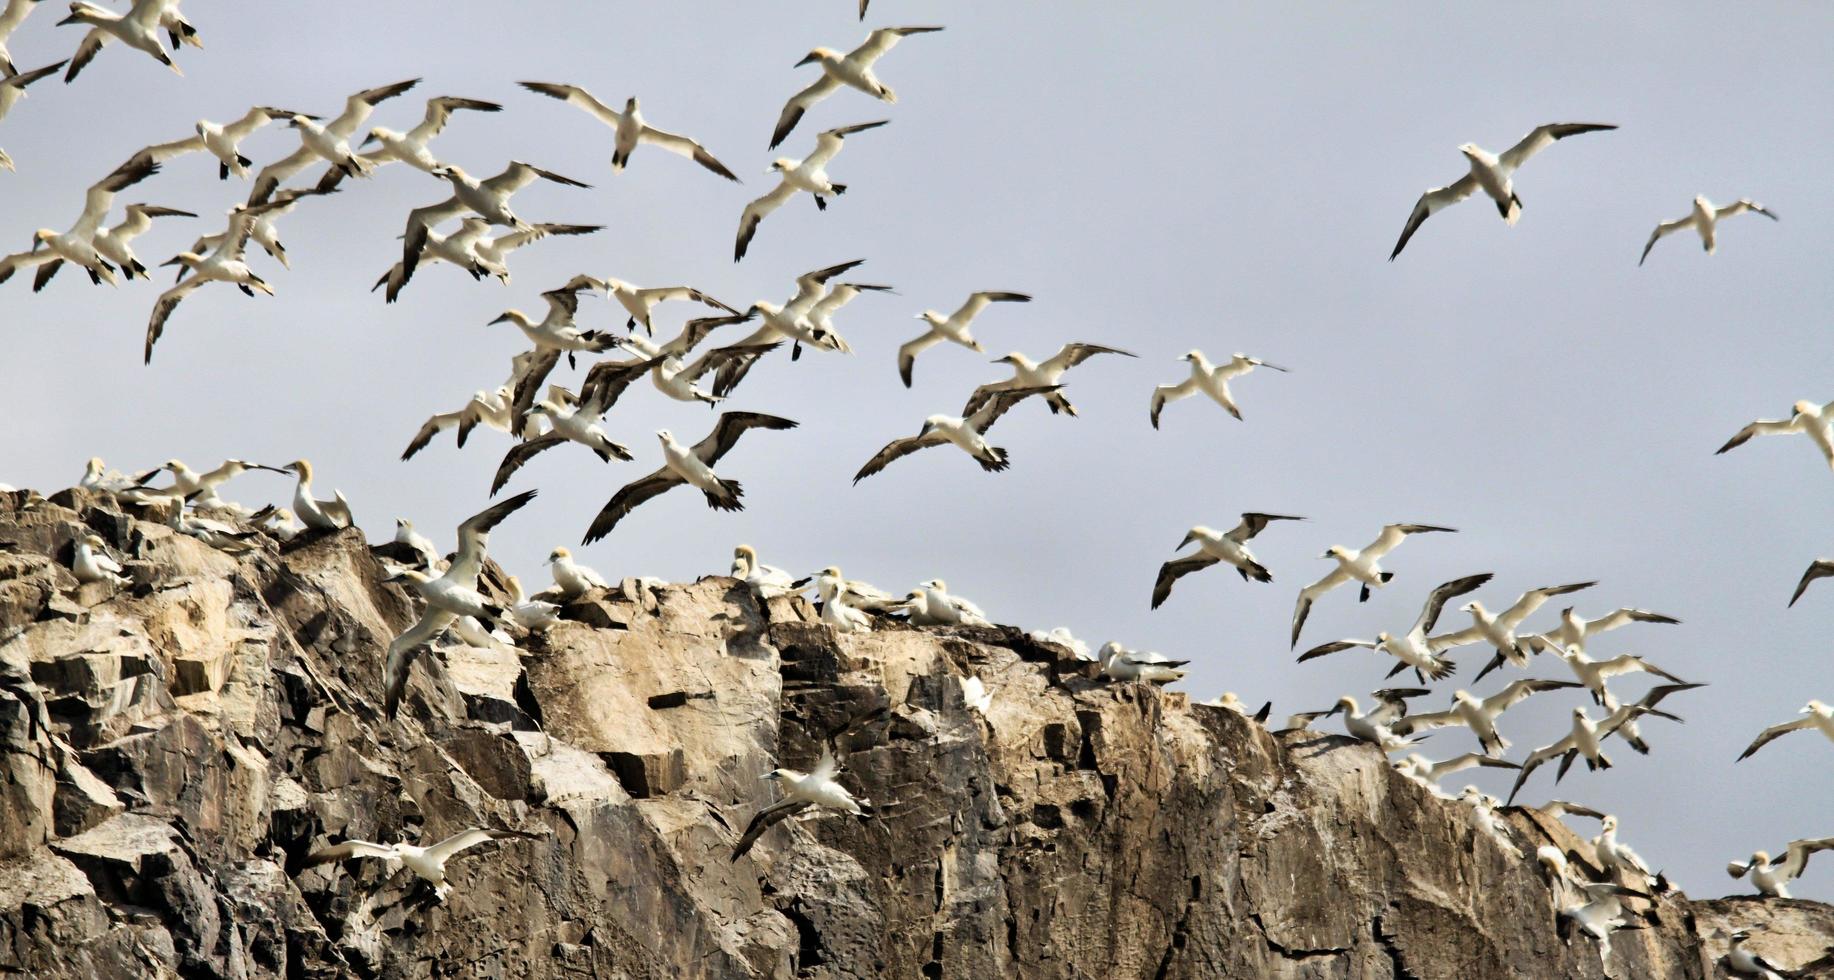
[1, 488, 1831, 978]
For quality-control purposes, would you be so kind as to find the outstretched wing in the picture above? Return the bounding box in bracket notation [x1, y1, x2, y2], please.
[424, 827, 540, 865]
[1737, 717, 1814, 761]
[770, 74, 842, 150]
[1496, 122, 1616, 172]
[583, 470, 683, 543]
[851, 25, 945, 67]
[1416, 572, 1494, 635]
[490, 436, 564, 495]
[1151, 554, 1219, 610]
[853, 432, 941, 483]
[730, 798, 812, 860]
[692, 412, 800, 465]
[966, 384, 1060, 432]
[1389, 175, 1478, 260]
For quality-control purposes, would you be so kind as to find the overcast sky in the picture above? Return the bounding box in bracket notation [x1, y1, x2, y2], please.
[3, 2, 1832, 897]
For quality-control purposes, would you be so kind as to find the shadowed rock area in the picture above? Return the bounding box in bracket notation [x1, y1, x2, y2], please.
[1, 487, 1830, 978]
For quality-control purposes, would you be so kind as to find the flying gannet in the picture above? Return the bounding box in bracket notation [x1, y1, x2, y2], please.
[732, 544, 806, 599]
[1319, 688, 1431, 752]
[58, 0, 181, 81]
[71, 532, 127, 585]
[583, 412, 799, 543]
[375, 220, 600, 302]
[306, 827, 541, 902]
[127, 105, 310, 181]
[807, 565, 902, 613]
[149, 457, 286, 499]
[1513, 605, 1681, 664]
[402, 386, 516, 460]
[709, 260, 869, 395]
[1393, 752, 1518, 799]
[1099, 642, 1188, 684]
[963, 342, 1134, 420]
[0, 61, 64, 171]
[1298, 573, 1493, 682]
[1727, 840, 1834, 899]
[1150, 350, 1287, 429]
[736, 120, 887, 261]
[1736, 700, 1834, 761]
[1725, 929, 1792, 980]
[490, 381, 641, 496]
[1556, 880, 1649, 963]
[398, 161, 591, 285]
[145, 198, 303, 362]
[1290, 522, 1456, 647]
[853, 385, 1056, 483]
[545, 546, 608, 599]
[1429, 580, 1596, 679]
[601, 313, 768, 406]
[905, 579, 988, 627]
[770, 26, 942, 148]
[519, 82, 737, 181]
[0, 154, 159, 288]
[0, 0, 49, 77]
[1388, 122, 1617, 260]
[1506, 703, 1677, 804]
[315, 94, 502, 192]
[177, 187, 328, 276]
[731, 707, 888, 860]
[492, 276, 623, 423]
[1716, 399, 1834, 473]
[1543, 642, 1690, 710]
[1788, 558, 1834, 608]
[282, 459, 353, 532]
[82, 204, 196, 285]
[1392, 678, 1581, 757]
[1152, 513, 1306, 608]
[593, 277, 739, 334]
[245, 79, 421, 204]
[896, 290, 1030, 387]
[1639, 195, 1777, 265]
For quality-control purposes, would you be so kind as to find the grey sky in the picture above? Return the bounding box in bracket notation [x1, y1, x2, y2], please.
[3, 2, 1832, 897]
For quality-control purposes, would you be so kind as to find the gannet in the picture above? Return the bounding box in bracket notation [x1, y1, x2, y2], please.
[1736, 699, 1834, 761]
[0, 61, 64, 171]
[246, 78, 421, 204]
[375, 221, 600, 302]
[1729, 839, 1834, 899]
[282, 459, 352, 532]
[770, 26, 943, 148]
[402, 386, 516, 460]
[71, 532, 127, 585]
[795, 280, 889, 353]
[1290, 523, 1456, 647]
[732, 544, 806, 599]
[1639, 195, 1777, 265]
[58, 0, 181, 81]
[1716, 399, 1834, 472]
[896, 290, 1030, 387]
[822, 587, 872, 634]
[79, 456, 155, 493]
[959, 676, 991, 714]
[1099, 642, 1188, 684]
[1459, 787, 1523, 858]
[306, 828, 540, 902]
[808, 565, 903, 613]
[1388, 122, 1617, 260]
[584, 412, 800, 542]
[165, 503, 260, 554]
[1588, 682, 1701, 755]
[602, 314, 770, 406]
[594, 277, 738, 334]
[709, 260, 869, 394]
[0, 0, 48, 76]
[489, 275, 619, 359]
[1029, 626, 1093, 660]
[905, 579, 988, 627]
[250, 506, 300, 541]
[151, 458, 286, 499]
[736, 120, 887, 261]
[1590, 814, 1658, 891]
[1429, 580, 1596, 679]
[393, 518, 442, 570]
[489, 383, 639, 496]
[398, 161, 590, 285]
[519, 82, 737, 181]
[963, 342, 1134, 420]
[180, 187, 329, 273]
[1534, 799, 1607, 826]
[1150, 350, 1287, 429]
[127, 106, 309, 180]
[505, 575, 559, 630]
[144, 199, 295, 362]
[1725, 929, 1790, 980]
[1544, 642, 1689, 710]
[1515, 605, 1681, 664]
[1506, 704, 1674, 804]
[1393, 752, 1518, 798]
[1789, 558, 1834, 607]
[80, 203, 195, 284]
[1320, 688, 1431, 752]
[0, 154, 158, 288]
[1298, 573, 1494, 682]
[854, 385, 1055, 483]
[1393, 679, 1581, 757]
[315, 94, 501, 191]
[731, 707, 887, 860]
[545, 546, 608, 599]
[1556, 880, 1648, 962]
[1202, 692, 1272, 723]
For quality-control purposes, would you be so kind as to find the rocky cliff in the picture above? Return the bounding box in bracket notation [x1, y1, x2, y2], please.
[1, 487, 1830, 979]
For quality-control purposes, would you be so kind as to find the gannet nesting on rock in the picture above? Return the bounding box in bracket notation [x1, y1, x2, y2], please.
[959, 676, 991, 714]
[1727, 839, 1834, 898]
[251, 506, 302, 542]
[854, 386, 1057, 482]
[306, 828, 542, 902]
[398, 161, 591, 287]
[1098, 642, 1188, 685]
[1150, 350, 1287, 429]
[71, 533, 127, 585]
[1716, 398, 1834, 473]
[1458, 786, 1522, 858]
[1393, 752, 1518, 799]
[244, 79, 421, 204]
[807, 566, 902, 613]
[505, 575, 559, 630]
[79, 457, 156, 493]
[1298, 572, 1493, 682]
[737, 120, 887, 261]
[0, 61, 67, 171]
[165, 504, 260, 554]
[282, 459, 352, 531]
[1590, 814, 1660, 891]
[1639, 195, 1777, 265]
[896, 290, 1030, 387]
[394, 518, 443, 570]
[583, 412, 799, 543]
[770, 26, 943, 148]
[1737, 699, 1834, 761]
[1200, 693, 1271, 724]
[964, 342, 1135, 420]
[519, 83, 737, 181]
[903, 579, 988, 627]
[732, 708, 888, 860]
[1290, 523, 1456, 647]
[57, 0, 183, 81]
[1388, 122, 1617, 260]
[821, 588, 873, 634]
[1028, 626, 1093, 660]
[1724, 929, 1790, 980]
[731, 544, 806, 599]
[1431, 580, 1596, 678]
[545, 546, 608, 599]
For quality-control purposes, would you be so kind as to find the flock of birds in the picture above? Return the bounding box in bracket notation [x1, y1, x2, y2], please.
[0, 3, 1821, 972]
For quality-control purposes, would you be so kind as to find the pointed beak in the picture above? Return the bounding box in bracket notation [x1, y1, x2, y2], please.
[487, 314, 510, 325]
[1258, 360, 1291, 373]
[360, 133, 379, 147]
[56, 13, 79, 25]
[158, 256, 183, 266]
[794, 54, 818, 67]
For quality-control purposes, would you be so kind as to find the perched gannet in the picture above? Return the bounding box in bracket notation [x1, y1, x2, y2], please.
[585, 413, 801, 542]
[127, 106, 309, 181]
[854, 386, 1056, 482]
[0, 61, 64, 171]
[1716, 399, 1834, 473]
[821, 587, 872, 634]
[1544, 642, 1689, 710]
[1639, 195, 1777, 265]
[1298, 572, 1492, 682]
[963, 342, 1135, 420]
[959, 676, 991, 714]
[896, 291, 1030, 387]
[1737, 700, 1834, 761]
[79, 456, 156, 493]
[1290, 523, 1456, 647]
[282, 459, 352, 532]
[731, 707, 887, 860]
[1392, 679, 1581, 757]
[732, 544, 806, 599]
[1590, 814, 1658, 891]
[165, 504, 260, 554]
[0, 154, 158, 288]
[1514, 605, 1681, 666]
[1393, 752, 1518, 798]
[593, 277, 738, 334]
[490, 383, 639, 495]
[1202, 692, 1272, 723]
[393, 518, 442, 570]
[1506, 704, 1675, 804]
[1459, 786, 1523, 858]
[736, 120, 887, 261]
[807, 565, 905, 613]
[71, 532, 127, 585]
[519, 82, 737, 181]
[709, 260, 870, 395]
[1028, 626, 1093, 660]
[58, 0, 181, 81]
[770, 26, 942, 148]
[1725, 929, 1790, 980]
[1388, 122, 1617, 260]
[251, 506, 302, 542]
[545, 546, 608, 599]
[398, 161, 590, 285]
[1789, 558, 1834, 608]
[1729, 839, 1834, 899]
[1099, 642, 1188, 684]
[0, 0, 49, 76]
[315, 94, 502, 191]
[1150, 350, 1287, 429]
[375, 220, 600, 302]
[145, 199, 299, 362]
[306, 828, 540, 902]
[246, 79, 421, 204]
[505, 575, 559, 630]
[180, 187, 328, 273]
[905, 579, 989, 627]
[1430, 580, 1596, 679]
[1320, 688, 1431, 752]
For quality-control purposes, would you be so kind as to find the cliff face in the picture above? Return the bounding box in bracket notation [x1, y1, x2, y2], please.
[1, 487, 1830, 979]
